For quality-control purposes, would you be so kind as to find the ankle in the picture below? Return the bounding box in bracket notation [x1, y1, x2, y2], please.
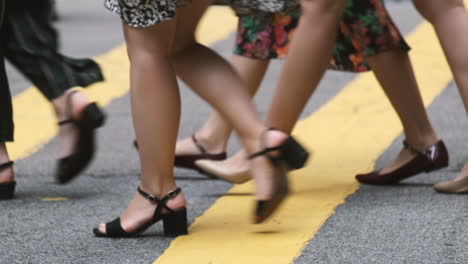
[0, 143, 14, 182]
[139, 185, 187, 210]
[0, 167, 14, 183]
[139, 183, 179, 198]
[194, 131, 228, 153]
[405, 133, 439, 151]
[52, 90, 90, 121]
[246, 129, 289, 155]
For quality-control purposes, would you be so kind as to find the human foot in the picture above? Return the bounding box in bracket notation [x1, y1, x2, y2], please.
[176, 133, 225, 156]
[0, 143, 14, 184]
[195, 150, 251, 183]
[54, 90, 93, 159]
[356, 139, 448, 185]
[434, 161, 468, 194]
[173, 134, 226, 172]
[248, 129, 309, 223]
[0, 144, 16, 200]
[54, 90, 105, 184]
[94, 186, 188, 237]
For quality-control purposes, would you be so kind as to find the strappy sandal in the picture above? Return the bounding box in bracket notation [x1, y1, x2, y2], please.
[249, 129, 309, 224]
[93, 186, 188, 238]
[56, 90, 105, 184]
[134, 134, 226, 177]
[0, 161, 15, 200]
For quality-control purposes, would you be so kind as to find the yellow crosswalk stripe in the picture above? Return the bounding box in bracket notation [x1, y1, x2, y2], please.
[6, 5, 453, 264]
[153, 15, 453, 264]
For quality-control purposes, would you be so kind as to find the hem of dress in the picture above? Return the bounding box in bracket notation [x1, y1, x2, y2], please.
[104, 3, 176, 28]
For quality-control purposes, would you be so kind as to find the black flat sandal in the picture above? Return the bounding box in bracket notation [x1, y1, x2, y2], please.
[249, 129, 310, 224]
[0, 161, 16, 200]
[93, 186, 188, 238]
[56, 90, 105, 184]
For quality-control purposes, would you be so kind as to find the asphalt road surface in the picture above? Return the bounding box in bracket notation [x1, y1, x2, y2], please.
[1, 1, 467, 264]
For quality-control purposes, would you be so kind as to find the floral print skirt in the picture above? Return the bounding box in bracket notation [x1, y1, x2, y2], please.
[234, 0, 410, 72]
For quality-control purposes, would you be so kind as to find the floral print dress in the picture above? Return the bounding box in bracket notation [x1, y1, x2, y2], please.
[234, 0, 410, 72]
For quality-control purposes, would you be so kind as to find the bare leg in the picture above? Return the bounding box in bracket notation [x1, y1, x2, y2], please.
[0, 143, 14, 184]
[175, 55, 269, 156]
[197, 1, 351, 183]
[99, 2, 289, 232]
[99, 19, 186, 234]
[413, 0, 468, 112]
[413, 0, 468, 186]
[171, 2, 287, 201]
[367, 49, 439, 174]
[266, 0, 348, 133]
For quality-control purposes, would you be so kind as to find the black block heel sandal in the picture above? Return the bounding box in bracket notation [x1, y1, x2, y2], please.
[93, 186, 188, 238]
[56, 90, 105, 184]
[249, 129, 310, 224]
[0, 161, 16, 200]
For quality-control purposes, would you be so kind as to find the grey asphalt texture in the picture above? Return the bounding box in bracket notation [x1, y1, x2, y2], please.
[1, 1, 467, 264]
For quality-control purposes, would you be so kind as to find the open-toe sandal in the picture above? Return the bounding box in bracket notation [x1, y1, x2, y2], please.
[56, 90, 105, 184]
[249, 129, 309, 224]
[93, 186, 188, 238]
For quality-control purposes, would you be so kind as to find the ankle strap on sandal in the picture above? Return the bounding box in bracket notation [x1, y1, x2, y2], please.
[57, 90, 80, 126]
[58, 119, 75, 126]
[403, 140, 426, 156]
[191, 134, 207, 155]
[248, 128, 284, 160]
[0, 161, 14, 171]
[137, 186, 181, 214]
[248, 146, 283, 160]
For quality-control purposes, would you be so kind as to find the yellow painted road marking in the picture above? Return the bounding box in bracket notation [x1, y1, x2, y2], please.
[6, 5, 454, 264]
[154, 18, 453, 264]
[40, 197, 69, 202]
[7, 7, 237, 160]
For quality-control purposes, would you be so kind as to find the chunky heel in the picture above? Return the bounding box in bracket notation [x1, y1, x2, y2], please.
[163, 208, 188, 237]
[94, 186, 188, 238]
[81, 103, 105, 129]
[0, 181, 16, 200]
[248, 129, 310, 224]
[281, 137, 310, 170]
[0, 161, 15, 200]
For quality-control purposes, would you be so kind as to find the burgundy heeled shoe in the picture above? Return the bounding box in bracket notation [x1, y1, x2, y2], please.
[134, 134, 226, 177]
[356, 140, 448, 185]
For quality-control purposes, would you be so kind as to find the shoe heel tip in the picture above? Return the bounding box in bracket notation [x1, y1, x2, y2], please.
[164, 231, 188, 237]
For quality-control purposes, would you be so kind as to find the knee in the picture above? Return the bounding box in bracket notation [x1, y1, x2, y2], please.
[300, 0, 348, 18]
[126, 47, 169, 69]
[170, 38, 198, 59]
[414, 0, 465, 23]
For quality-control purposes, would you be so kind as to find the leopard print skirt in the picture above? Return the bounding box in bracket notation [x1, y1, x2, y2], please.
[104, 0, 299, 28]
[104, 0, 186, 28]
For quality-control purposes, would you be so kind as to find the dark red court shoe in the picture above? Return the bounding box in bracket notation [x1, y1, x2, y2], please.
[356, 140, 448, 185]
[134, 134, 226, 176]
